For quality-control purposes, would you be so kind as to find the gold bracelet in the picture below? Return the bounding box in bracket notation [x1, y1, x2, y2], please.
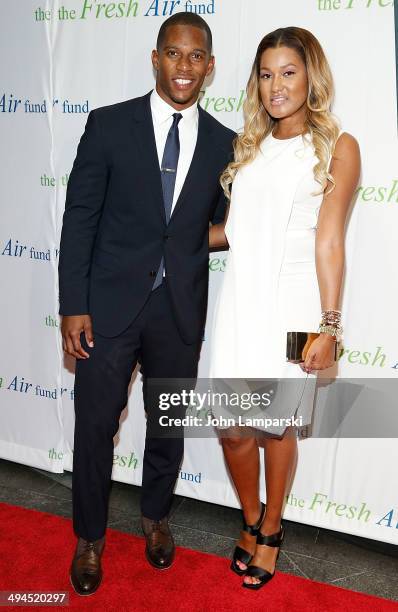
[318, 324, 343, 342]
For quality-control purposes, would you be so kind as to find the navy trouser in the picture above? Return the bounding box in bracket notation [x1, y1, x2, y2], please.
[72, 283, 201, 541]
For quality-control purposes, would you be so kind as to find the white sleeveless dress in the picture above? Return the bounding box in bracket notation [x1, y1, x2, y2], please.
[209, 131, 326, 433]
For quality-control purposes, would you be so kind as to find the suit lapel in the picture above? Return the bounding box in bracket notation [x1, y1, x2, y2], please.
[169, 106, 213, 222]
[132, 92, 166, 225]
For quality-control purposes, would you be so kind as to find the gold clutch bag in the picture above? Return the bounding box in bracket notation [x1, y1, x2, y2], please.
[286, 331, 338, 363]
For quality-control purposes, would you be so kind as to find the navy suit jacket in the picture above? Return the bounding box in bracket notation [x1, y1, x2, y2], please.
[58, 92, 235, 344]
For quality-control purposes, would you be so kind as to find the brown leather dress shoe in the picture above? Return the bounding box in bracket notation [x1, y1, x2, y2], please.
[70, 536, 105, 596]
[141, 515, 175, 570]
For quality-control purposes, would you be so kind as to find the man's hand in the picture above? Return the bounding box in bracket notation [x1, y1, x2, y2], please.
[61, 315, 94, 360]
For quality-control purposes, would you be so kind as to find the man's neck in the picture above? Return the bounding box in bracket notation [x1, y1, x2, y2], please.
[155, 85, 198, 112]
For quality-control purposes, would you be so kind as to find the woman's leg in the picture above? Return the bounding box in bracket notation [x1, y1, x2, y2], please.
[222, 428, 261, 570]
[244, 426, 297, 585]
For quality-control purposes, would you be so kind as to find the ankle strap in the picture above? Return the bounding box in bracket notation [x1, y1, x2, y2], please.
[257, 526, 284, 547]
[242, 502, 266, 536]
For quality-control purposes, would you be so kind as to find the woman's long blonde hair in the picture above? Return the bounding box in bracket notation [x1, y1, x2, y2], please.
[220, 27, 340, 198]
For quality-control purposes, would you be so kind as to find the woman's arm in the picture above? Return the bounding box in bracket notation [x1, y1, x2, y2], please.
[315, 133, 360, 311]
[209, 203, 230, 249]
[304, 132, 361, 372]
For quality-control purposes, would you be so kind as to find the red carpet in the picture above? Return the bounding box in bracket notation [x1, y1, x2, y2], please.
[0, 503, 396, 611]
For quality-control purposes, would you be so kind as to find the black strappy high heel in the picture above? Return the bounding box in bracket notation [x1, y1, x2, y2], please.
[230, 502, 266, 576]
[242, 525, 285, 589]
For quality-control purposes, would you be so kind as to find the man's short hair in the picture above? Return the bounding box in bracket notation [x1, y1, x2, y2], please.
[156, 12, 213, 53]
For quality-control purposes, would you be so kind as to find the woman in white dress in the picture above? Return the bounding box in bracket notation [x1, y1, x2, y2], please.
[209, 27, 360, 589]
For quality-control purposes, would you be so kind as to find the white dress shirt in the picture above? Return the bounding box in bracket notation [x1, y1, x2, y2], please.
[150, 88, 199, 215]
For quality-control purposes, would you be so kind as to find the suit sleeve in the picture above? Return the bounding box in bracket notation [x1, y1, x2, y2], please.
[211, 136, 235, 225]
[211, 187, 229, 225]
[58, 110, 109, 315]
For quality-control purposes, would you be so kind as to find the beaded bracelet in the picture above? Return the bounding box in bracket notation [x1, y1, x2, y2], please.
[321, 310, 342, 325]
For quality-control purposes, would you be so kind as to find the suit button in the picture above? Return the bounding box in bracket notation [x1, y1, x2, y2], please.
[149, 270, 156, 277]
[164, 234, 170, 241]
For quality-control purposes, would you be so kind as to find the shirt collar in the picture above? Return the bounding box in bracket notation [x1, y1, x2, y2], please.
[150, 88, 198, 126]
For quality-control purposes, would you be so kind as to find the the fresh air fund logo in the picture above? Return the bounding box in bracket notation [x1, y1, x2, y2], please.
[356, 180, 398, 205]
[317, 0, 393, 9]
[0, 90, 244, 115]
[1, 238, 59, 263]
[338, 345, 398, 371]
[200, 89, 245, 114]
[4, 375, 74, 401]
[0, 94, 89, 114]
[288, 490, 398, 532]
[33, 0, 216, 21]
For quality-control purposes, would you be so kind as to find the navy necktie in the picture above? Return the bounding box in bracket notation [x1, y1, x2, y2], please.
[152, 112, 182, 290]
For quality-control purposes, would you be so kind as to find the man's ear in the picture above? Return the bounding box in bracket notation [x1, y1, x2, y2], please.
[206, 55, 215, 77]
[151, 49, 159, 71]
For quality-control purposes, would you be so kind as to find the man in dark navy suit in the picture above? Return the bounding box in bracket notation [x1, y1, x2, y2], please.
[59, 12, 235, 594]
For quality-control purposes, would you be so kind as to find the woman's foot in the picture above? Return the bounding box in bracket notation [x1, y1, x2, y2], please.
[243, 519, 282, 586]
[235, 527, 258, 572]
[232, 503, 266, 573]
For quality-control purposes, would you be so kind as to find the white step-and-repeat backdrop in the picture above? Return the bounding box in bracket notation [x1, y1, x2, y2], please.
[1, 1, 397, 544]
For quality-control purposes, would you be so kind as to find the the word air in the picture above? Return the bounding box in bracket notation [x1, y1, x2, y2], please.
[145, 0, 215, 16]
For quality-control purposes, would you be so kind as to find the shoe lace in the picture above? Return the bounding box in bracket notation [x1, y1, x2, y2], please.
[75, 540, 100, 574]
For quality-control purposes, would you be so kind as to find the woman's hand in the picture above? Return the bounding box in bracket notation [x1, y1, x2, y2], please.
[209, 222, 229, 249]
[300, 334, 336, 373]
[209, 204, 230, 249]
